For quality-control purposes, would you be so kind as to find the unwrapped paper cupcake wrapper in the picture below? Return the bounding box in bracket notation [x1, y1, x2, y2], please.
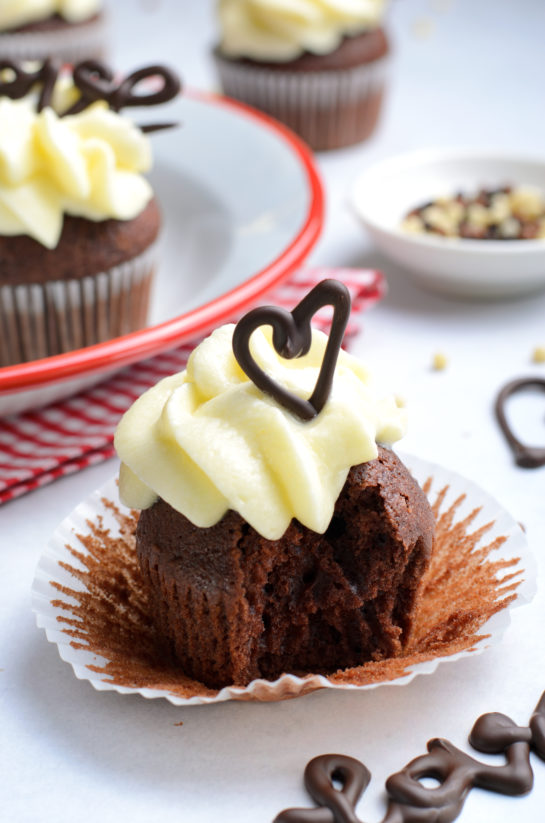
[215, 53, 390, 151]
[0, 15, 108, 62]
[0, 243, 157, 368]
[32, 454, 535, 706]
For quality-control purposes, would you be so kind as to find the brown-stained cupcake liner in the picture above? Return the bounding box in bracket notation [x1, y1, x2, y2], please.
[0, 243, 157, 368]
[32, 454, 535, 706]
[0, 15, 108, 62]
[214, 52, 390, 151]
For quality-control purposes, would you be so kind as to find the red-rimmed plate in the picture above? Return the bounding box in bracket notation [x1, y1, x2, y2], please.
[0, 89, 324, 416]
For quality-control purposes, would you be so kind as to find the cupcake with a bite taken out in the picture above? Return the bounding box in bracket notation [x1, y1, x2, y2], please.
[115, 280, 435, 689]
[214, 0, 391, 151]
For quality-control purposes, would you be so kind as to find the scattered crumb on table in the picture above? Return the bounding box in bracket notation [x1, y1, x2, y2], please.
[432, 352, 448, 371]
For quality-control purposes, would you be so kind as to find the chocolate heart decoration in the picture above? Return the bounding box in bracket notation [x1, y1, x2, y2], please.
[495, 377, 545, 468]
[232, 279, 351, 421]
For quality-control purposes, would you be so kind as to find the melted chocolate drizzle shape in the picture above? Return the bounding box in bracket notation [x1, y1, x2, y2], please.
[0, 57, 60, 111]
[0, 59, 181, 132]
[65, 61, 180, 116]
[495, 377, 545, 468]
[232, 279, 351, 421]
[274, 691, 545, 823]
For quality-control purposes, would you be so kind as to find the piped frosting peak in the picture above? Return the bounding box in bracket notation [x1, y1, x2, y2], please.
[115, 319, 406, 540]
[0, 0, 101, 30]
[0, 96, 152, 247]
[218, 0, 387, 62]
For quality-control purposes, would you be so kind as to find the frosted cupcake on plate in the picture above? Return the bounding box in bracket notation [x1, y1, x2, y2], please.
[0, 60, 180, 367]
[115, 280, 435, 689]
[214, 0, 390, 151]
[0, 1, 107, 62]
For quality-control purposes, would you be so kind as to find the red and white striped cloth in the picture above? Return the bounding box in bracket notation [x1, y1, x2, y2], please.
[0, 267, 384, 504]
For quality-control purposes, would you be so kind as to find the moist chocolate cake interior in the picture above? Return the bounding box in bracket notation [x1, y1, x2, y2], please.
[135, 448, 435, 688]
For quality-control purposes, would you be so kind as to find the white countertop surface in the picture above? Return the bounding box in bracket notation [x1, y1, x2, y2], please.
[2, 1, 545, 821]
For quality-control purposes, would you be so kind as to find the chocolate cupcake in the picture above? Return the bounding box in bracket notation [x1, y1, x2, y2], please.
[0, 1, 107, 62]
[136, 448, 434, 688]
[0, 60, 180, 367]
[115, 281, 435, 689]
[214, 0, 390, 151]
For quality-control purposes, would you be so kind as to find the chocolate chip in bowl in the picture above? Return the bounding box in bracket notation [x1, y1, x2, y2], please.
[352, 149, 545, 299]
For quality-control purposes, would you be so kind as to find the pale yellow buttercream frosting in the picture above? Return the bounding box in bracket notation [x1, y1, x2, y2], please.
[218, 0, 386, 62]
[0, 96, 152, 248]
[0, 0, 101, 30]
[115, 323, 406, 540]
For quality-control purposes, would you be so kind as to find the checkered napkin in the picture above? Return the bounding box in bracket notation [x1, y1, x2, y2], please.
[0, 267, 385, 504]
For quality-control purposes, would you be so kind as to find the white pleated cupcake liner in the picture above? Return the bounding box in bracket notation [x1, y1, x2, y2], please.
[0, 243, 157, 367]
[32, 454, 535, 706]
[0, 14, 108, 63]
[214, 53, 390, 150]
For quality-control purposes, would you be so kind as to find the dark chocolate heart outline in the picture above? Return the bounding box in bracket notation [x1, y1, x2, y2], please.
[495, 377, 545, 468]
[232, 279, 351, 421]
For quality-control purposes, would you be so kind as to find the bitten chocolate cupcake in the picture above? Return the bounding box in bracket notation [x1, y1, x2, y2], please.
[115, 281, 435, 689]
[214, 0, 390, 151]
[0, 60, 180, 367]
[0, 1, 107, 62]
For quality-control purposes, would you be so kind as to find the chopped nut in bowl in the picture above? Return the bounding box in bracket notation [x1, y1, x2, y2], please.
[402, 186, 545, 241]
[352, 149, 545, 299]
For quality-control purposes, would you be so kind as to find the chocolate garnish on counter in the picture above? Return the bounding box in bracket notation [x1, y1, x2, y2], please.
[274, 691, 545, 823]
[232, 279, 351, 421]
[0, 59, 181, 132]
[276, 755, 370, 823]
[495, 377, 545, 468]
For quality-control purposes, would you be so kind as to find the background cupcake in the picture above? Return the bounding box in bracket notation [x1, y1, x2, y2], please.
[214, 0, 390, 151]
[0, 1, 107, 63]
[0, 62, 180, 367]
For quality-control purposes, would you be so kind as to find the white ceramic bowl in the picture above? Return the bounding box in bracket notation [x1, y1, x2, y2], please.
[352, 149, 545, 299]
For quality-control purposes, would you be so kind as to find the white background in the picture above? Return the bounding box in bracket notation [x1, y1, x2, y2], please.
[2, 1, 545, 821]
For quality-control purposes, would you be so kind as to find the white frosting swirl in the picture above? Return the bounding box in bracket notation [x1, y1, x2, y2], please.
[218, 0, 386, 62]
[0, 96, 152, 248]
[0, 0, 101, 30]
[115, 324, 406, 540]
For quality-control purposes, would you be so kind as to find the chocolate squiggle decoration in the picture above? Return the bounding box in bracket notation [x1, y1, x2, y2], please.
[276, 755, 370, 823]
[274, 691, 545, 823]
[0, 57, 60, 111]
[232, 279, 351, 421]
[0, 59, 181, 132]
[495, 377, 545, 468]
